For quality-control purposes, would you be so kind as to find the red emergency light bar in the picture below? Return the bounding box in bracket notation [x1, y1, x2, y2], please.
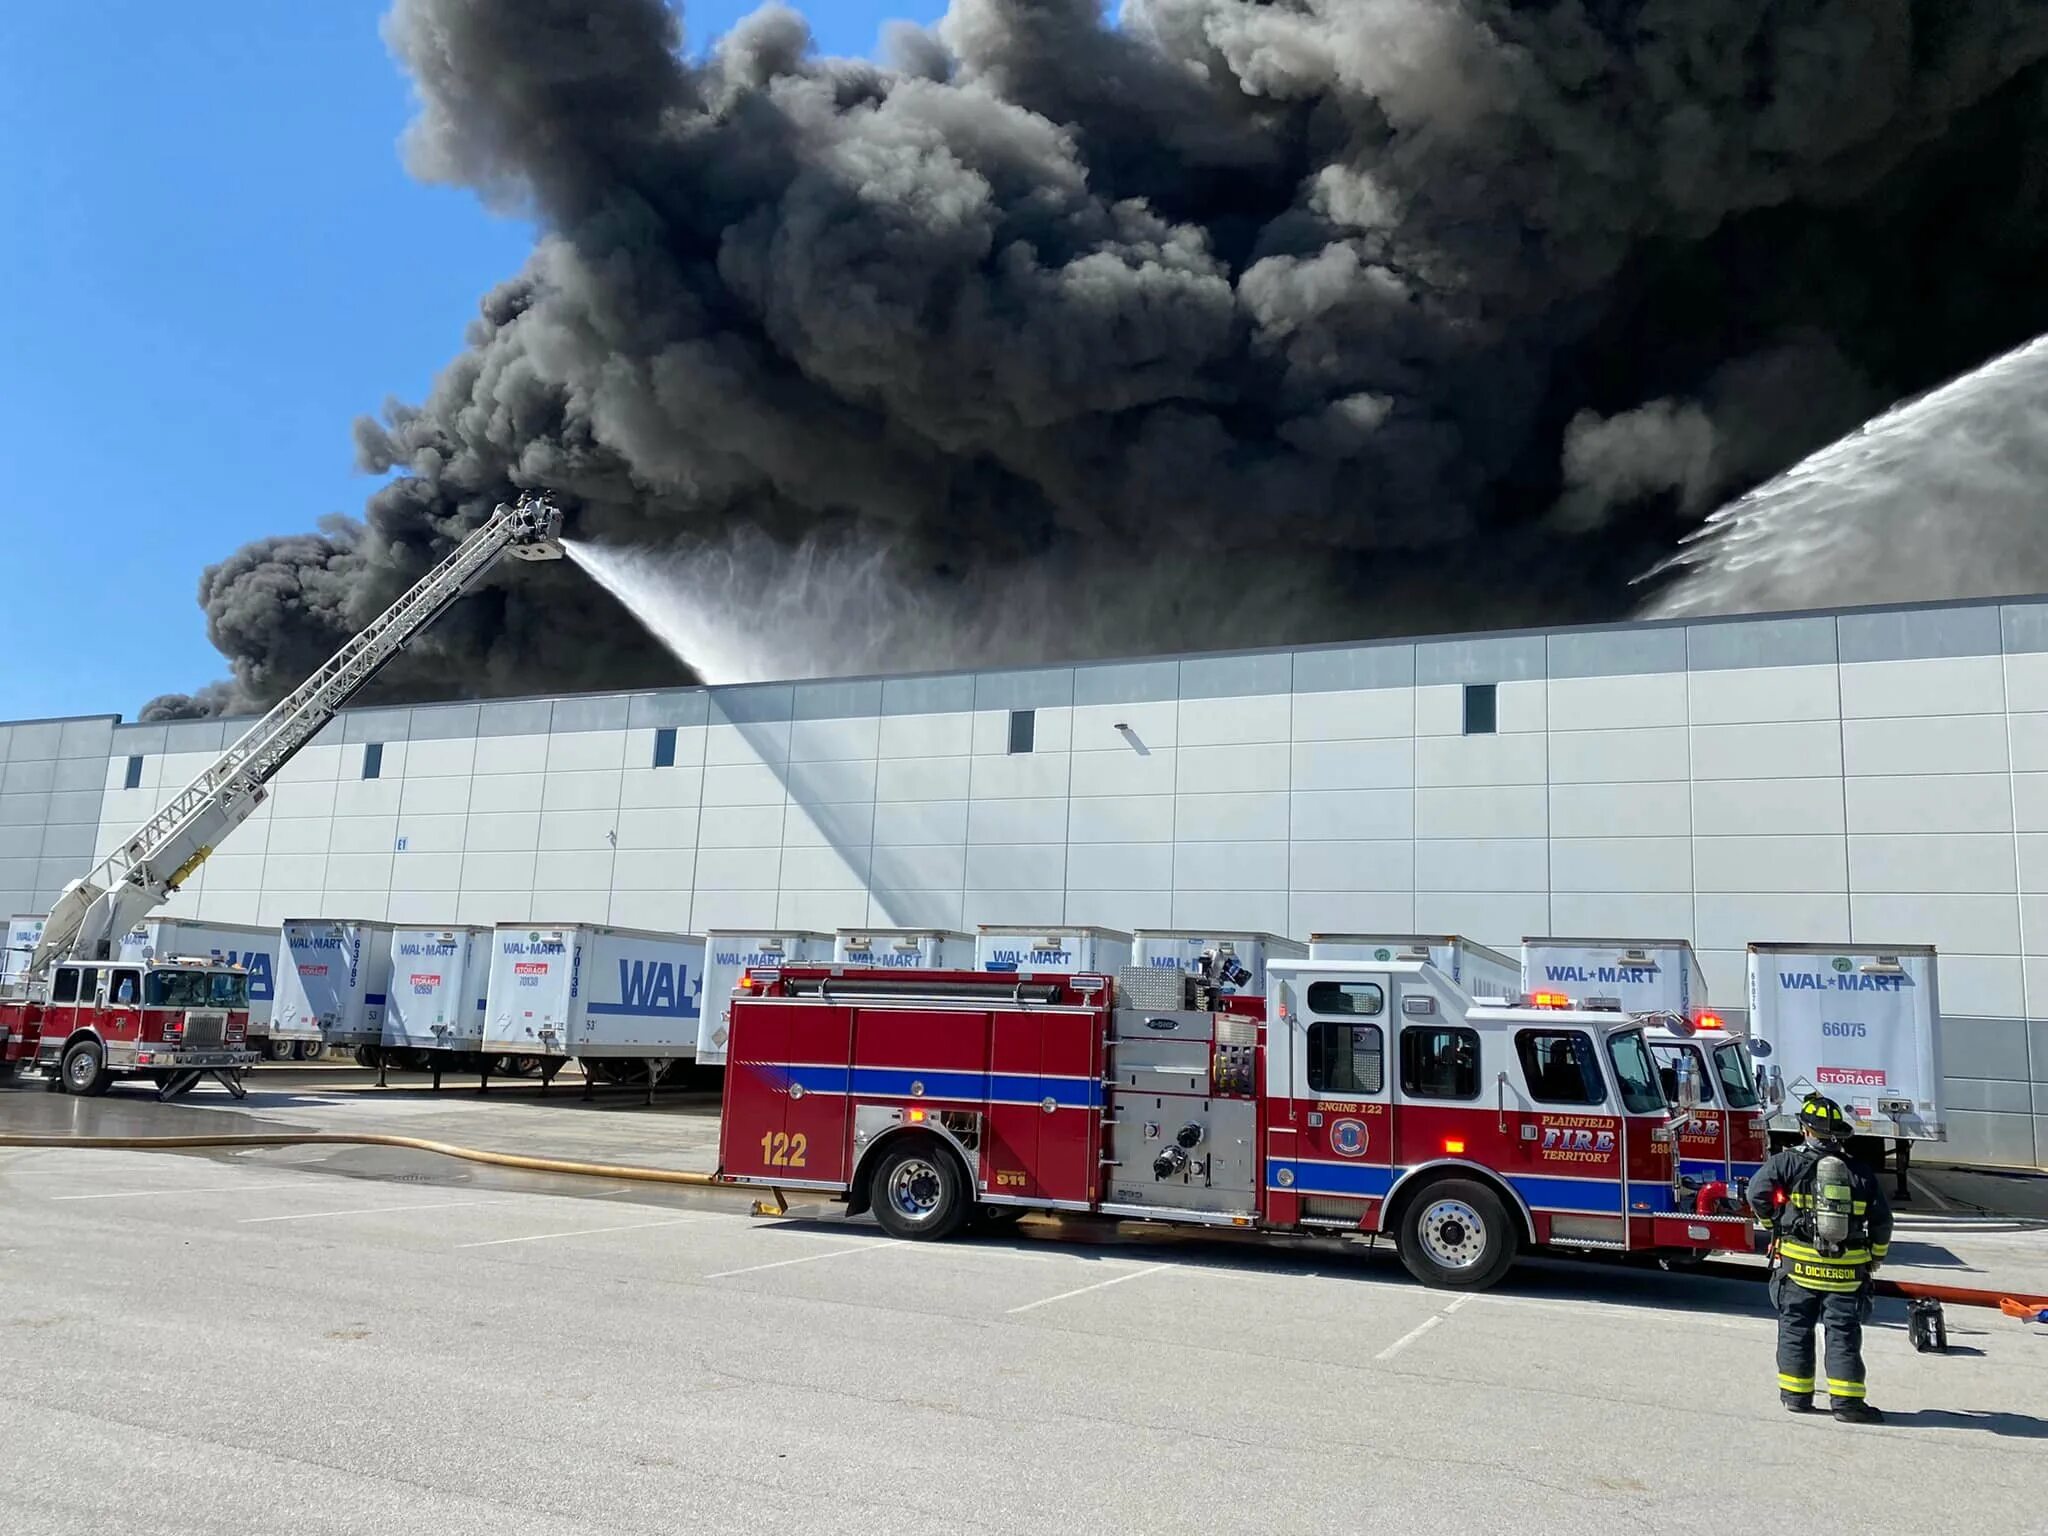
[1696, 1011, 1724, 1031]
[1529, 991, 1573, 1009]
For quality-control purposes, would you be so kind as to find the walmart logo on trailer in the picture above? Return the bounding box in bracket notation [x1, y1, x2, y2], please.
[588, 960, 702, 1019]
[1780, 971, 1907, 992]
[1543, 964, 1656, 986]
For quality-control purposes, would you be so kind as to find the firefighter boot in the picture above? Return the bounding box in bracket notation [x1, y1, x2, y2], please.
[1780, 1392, 1815, 1414]
[1832, 1399, 1885, 1424]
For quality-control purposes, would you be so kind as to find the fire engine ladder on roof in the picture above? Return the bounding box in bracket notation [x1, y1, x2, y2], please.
[31, 495, 565, 973]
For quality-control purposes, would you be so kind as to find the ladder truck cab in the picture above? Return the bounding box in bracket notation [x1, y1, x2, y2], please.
[31, 955, 256, 1100]
[0, 494, 565, 1099]
[718, 956, 1758, 1291]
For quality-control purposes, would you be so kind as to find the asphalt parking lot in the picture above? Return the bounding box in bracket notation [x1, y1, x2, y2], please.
[5, 1090, 2046, 1536]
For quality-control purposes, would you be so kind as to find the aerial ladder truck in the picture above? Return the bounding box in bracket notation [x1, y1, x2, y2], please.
[0, 495, 566, 1099]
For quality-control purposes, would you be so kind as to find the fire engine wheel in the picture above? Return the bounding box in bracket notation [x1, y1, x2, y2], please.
[61, 1040, 112, 1098]
[869, 1138, 968, 1241]
[1397, 1179, 1517, 1291]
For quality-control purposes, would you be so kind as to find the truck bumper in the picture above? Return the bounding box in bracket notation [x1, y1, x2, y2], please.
[1651, 1214, 1755, 1253]
[37, 1040, 259, 1073]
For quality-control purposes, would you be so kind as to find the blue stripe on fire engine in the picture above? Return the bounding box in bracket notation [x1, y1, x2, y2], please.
[1266, 1161, 1664, 1218]
[754, 1062, 1101, 1109]
[1264, 1159, 1396, 1199]
[1508, 1175, 1627, 1215]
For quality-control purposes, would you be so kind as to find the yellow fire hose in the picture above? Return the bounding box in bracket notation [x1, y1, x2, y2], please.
[0, 1130, 790, 1214]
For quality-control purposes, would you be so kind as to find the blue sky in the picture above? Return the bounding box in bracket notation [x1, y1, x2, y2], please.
[0, 1, 944, 723]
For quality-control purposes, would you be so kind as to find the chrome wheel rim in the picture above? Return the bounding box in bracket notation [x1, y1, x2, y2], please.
[1418, 1198, 1487, 1270]
[887, 1157, 945, 1223]
[64, 1050, 98, 1092]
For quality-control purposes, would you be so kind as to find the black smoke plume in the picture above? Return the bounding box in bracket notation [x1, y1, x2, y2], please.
[158, 0, 2048, 714]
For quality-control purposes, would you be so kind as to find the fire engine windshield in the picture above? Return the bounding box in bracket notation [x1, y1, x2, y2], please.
[145, 971, 249, 1009]
[1605, 1029, 1666, 1115]
[1713, 1041, 1760, 1109]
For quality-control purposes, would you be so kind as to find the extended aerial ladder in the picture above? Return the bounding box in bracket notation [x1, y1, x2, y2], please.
[28, 494, 566, 981]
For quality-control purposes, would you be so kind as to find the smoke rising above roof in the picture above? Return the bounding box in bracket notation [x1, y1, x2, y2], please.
[151, 0, 2048, 716]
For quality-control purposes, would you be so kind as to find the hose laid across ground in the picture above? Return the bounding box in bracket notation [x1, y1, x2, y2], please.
[0, 1129, 726, 1187]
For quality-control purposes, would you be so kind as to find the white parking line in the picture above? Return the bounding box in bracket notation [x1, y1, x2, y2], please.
[1373, 1294, 1470, 1361]
[51, 1185, 266, 1201]
[1007, 1263, 1169, 1314]
[457, 1217, 707, 1249]
[239, 1200, 491, 1224]
[703, 1244, 884, 1279]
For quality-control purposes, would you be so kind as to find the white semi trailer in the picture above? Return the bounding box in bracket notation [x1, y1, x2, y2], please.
[483, 922, 707, 1099]
[1313, 934, 1521, 1002]
[975, 925, 1132, 978]
[1748, 941, 1943, 1197]
[379, 925, 494, 1081]
[273, 919, 397, 1057]
[834, 928, 973, 969]
[697, 929, 831, 1066]
[1521, 936, 1711, 1022]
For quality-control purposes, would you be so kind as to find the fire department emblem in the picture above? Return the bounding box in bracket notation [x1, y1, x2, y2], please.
[1329, 1118, 1368, 1158]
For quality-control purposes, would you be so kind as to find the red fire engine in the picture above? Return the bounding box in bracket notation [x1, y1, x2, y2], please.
[3, 956, 257, 1100]
[719, 958, 1761, 1289]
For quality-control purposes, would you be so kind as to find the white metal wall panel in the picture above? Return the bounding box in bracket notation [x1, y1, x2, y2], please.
[1844, 714, 2010, 777]
[1839, 656, 2006, 719]
[1686, 663, 1840, 725]
[1694, 834, 1847, 893]
[1546, 671, 1687, 731]
[1290, 688, 1413, 741]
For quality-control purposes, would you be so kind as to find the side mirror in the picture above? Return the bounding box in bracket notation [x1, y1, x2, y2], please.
[1760, 1066, 1785, 1113]
[1675, 1057, 1702, 1112]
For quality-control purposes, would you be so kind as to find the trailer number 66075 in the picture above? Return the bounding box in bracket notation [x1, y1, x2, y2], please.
[759, 1131, 808, 1168]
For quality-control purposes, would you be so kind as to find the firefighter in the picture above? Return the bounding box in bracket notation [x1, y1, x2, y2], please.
[1749, 1094, 1893, 1423]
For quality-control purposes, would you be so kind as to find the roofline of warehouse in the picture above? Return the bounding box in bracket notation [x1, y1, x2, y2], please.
[12, 588, 2048, 734]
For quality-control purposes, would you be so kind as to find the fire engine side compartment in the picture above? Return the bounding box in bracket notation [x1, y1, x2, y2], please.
[721, 985, 1107, 1210]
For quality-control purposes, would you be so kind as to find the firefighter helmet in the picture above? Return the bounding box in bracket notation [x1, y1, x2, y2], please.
[1798, 1093, 1850, 1140]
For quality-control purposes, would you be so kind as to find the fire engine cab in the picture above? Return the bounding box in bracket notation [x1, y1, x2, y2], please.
[1642, 1011, 1770, 1190]
[719, 957, 1761, 1290]
[5, 956, 257, 1100]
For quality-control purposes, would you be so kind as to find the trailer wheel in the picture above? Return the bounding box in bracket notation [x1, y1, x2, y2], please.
[1396, 1178, 1517, 1291]
[61, 1039, 111, 1098]
[302, 1040, 327, 1062]
[869, 1137, 968, 1241]
[354, 1046, 377, 1069]
[267, 1037, 297, 1062]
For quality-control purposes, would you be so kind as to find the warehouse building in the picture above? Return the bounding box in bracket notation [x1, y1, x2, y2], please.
[4, 594, 2048, 1166]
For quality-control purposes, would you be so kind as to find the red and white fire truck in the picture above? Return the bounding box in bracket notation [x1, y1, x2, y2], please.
[0, 494, 566, 1099]
[2, 956, 256, 1100]
[718, 957, 1763, 1290]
